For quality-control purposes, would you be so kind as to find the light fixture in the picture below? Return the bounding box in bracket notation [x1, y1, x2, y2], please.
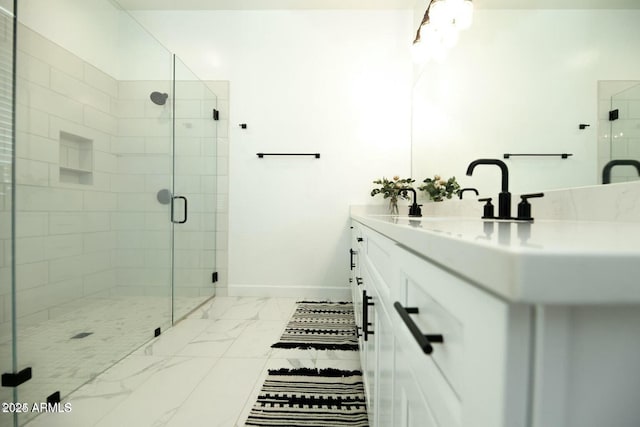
[412, 0, 474, 64]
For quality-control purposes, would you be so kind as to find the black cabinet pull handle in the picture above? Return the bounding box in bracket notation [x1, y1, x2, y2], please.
[363, 290, 374, 341]
[357, 237, 363, 242]
[171, 196, 188, 224]
[349, 249, 356, 270]
[362, 290, 368, 341]
[356, 277, 363, 286]
[394, 302, 443, 355]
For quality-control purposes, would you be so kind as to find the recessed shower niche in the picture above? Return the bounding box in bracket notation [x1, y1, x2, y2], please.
[59, 130, 94, 185]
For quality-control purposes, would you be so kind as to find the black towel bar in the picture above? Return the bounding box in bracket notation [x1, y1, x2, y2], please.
[257, 153, 320, 159]
[503, 153, 572, 159]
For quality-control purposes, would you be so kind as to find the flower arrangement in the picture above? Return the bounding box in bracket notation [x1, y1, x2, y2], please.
[418, 175, 460, 202]
[371, 176, 415, 214]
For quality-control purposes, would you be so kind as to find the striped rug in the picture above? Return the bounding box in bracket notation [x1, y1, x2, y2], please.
[245, 368, 368, 427]
[271, 301, 358, 351]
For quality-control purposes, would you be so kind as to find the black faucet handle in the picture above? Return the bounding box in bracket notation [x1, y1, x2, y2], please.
[517, 192, 544, 221]
[521, 192, 544, 201]
[459, 188, 479, 199]
[478, 197, 495, 219]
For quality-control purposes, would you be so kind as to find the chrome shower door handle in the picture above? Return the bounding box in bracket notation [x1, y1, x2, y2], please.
[171, 196, 188, 224]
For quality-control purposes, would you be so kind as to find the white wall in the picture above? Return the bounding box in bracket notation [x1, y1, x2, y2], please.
[131, 10, 414, 296]
[411, 9, 640, 197]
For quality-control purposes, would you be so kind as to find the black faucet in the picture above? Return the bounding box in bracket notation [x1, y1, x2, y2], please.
[602, 159, 640, 184]
[404, 188, 422, 217]
[459, 188, 479, 199]
[466, 159, 511, 219]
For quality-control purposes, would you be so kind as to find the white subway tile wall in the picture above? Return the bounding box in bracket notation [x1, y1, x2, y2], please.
[8, 26, 230, 322]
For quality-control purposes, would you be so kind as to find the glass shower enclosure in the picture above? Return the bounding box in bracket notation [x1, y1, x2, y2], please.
[0, 1, 218, 425]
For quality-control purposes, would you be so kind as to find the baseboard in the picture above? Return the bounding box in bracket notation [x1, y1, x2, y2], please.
[227, 284, 351, 301]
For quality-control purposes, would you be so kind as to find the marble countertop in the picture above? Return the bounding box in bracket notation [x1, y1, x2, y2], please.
[351, 210, 640, 304]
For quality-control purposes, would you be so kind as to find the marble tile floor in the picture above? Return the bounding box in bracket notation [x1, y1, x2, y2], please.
[0, 295, 208, 427]
[22, 296, 361, 427]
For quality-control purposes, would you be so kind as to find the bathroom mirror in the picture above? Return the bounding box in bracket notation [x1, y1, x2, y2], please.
[410, 7, 640, 196]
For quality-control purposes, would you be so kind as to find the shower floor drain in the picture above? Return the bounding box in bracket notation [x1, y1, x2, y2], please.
[71, 332, 93, 339]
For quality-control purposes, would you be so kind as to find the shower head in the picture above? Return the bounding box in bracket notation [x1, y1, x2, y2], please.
[150, 91, 169, 106]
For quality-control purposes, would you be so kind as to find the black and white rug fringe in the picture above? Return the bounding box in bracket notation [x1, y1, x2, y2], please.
[295, 300, 353, 304]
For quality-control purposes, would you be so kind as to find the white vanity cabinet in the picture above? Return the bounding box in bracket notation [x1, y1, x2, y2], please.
[352, 221, 396, 427]
[351, 214, 640, 427]
[352, 221, 530, 427]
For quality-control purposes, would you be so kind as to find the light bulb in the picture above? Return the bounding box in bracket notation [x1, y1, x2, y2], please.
[440, 24, 459, 49]
[420, 23, 439, 48]
[448, 0, 464, 12]
[454, 0, 474, 30]
[428, 0, 454, 29]
[421, 23, 435, 36]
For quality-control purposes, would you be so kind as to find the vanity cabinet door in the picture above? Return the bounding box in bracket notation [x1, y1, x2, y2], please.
[393, 333, 439, 427]
[349, 222, 362, 291]
[393, 245, 531, 427]
[361, 261, 377, 425]
[360, 250, 398, 427]
[350, 222, 364, 357]
[354, 222, 400, 427]
[374, 292, 395, 427]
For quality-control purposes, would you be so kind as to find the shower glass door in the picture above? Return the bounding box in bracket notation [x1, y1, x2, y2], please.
[172, 56, 217, 321]
[11, 1, 174, 424]
[2, 2, 219, 426]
